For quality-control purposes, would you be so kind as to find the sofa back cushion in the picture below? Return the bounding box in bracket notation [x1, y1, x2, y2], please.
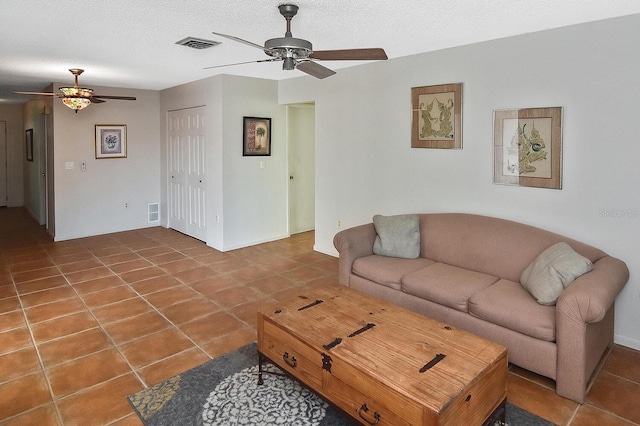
[419, 213, 606, 282]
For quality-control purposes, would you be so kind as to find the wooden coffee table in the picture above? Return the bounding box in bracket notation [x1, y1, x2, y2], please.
[257, 285, 507, 426]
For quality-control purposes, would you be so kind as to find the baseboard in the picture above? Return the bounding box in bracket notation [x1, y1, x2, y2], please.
[615, 333, 640, 351]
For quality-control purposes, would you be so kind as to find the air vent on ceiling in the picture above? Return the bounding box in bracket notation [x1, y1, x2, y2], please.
[175, 37, 221, 50]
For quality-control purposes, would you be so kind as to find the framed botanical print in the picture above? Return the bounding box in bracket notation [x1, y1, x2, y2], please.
[243, 117, 271, 156]
[95, 124, 127, 159]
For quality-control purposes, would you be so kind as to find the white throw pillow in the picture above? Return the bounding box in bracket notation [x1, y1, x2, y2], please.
[372, 214, 420, 259]
[521, 242, 593, 305]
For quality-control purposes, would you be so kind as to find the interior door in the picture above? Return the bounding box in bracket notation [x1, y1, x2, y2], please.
[287, 104, 315, 234]
[167, 107, 207, 241]
[0, 121, 6, 207]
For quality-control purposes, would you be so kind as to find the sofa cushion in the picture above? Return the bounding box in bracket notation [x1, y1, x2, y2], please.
[352, 255, 434, 290]
[521, 242, 593, 305]
[373, 214, 420, 259]
[402, 263, 499, 312]
[469, 279, 556, 342]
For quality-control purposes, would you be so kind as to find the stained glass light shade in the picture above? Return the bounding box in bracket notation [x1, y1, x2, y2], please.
[59, 87, 92, 111]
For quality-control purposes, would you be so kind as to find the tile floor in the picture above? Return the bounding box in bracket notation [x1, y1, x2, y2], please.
[1, 207, 639, 425]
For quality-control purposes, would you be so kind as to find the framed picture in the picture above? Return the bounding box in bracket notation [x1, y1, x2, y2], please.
[411, 83, 462, 149]
[25, 129, 34, 162]
[243, 116, 271, 156]
[493, 107, 562, 189]
[95, 125, 127, 159]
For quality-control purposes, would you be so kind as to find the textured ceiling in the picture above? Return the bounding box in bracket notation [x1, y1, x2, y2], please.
[2, 0, 640, 104]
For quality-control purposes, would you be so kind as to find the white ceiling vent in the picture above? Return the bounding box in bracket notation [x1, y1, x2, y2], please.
[176, 37, 221, 50]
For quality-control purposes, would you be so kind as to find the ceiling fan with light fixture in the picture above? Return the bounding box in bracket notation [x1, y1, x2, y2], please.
[206, 4, 388, 79]
[14, 68, 136, 113]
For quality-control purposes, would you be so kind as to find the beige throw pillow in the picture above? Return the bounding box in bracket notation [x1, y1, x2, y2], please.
[372, 214, 420, 259]
[521, 242, 593, 305]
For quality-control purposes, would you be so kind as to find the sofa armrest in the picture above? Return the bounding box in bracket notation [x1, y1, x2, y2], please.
[556, 256, 629, 324]
[333, 223, 377, 286]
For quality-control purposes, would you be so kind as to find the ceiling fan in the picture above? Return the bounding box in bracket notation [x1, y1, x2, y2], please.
[206, 4, 388, 79]
[14, 68, 136, 113]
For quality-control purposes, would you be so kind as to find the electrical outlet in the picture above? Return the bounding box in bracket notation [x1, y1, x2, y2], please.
[124, 202, 128, 208]
[338, 220, 342, 228]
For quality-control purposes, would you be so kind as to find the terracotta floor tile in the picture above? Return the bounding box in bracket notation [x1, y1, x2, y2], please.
[108, 258, 154, 274]
[46, 348, 131, 398]
[128, 274, 182, 295]
[158, 258, 203, 274]
[230, 299, 273, 327]
[80, 285, 137, 308]
[119, 328, 194, 368]
[51, 250, 95, 266]
[99, 251, 141, 266]
[37, 328, 111, 369]
[137, 347, 210, 386]
[209, 285, 262, 308]
[147, 251, 187, 265]
[143, 285, 199, 309]
[90, 246, 133, 260]
[507, 373, 577, 425]
[91, 297, 153, 324]
[56, 258, 103, 274]
[64, 266, 114, 284]
[285, 265, 329, 282]
[571, 404, 635, 426]
[0, 372, 52, 419]
[15, 275, 68, 295]
[135, 246, 174, 259]
[189, 276, 239, 297]
[208, 258, 252, 273]
[30, 311, 99, 344]
[24, 297, 85, 324]
[172, 265, 219, 284]
[102, 311, 170, 345]
[0, 296, 20, 314]
[71, 275, 126, 295]
[9, 258, 55, 274]
[178, 311, 245, 345]
[2, 403, 61, 426]
[201, 327, 257, 358]
[244, 275, 296, 295]
[0, 310, 25, 332]
[159, 297, 221, 325]
[0, 346, 41, 383]
[0, 285, 17, 301]
[119, 266, 167, 284]
[57, 373, 143, 426]
[228, 265, 273, 282]
[0, 327, 33, 355]
[603, 344, 640, 383]
[586, 371, 640, 423]
[193, 250, 232, 264]
[11, 266, 60, 284]
[19, 286, 77, 308]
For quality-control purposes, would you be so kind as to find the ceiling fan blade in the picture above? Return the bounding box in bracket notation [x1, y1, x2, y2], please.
[296, 61, 336, 79]
[309, 48, 388, 61]
[90, 98, 106, 103]
[13, 91, 59, 97]
[212, 31, 278, 54]
[204, 58, 280, 70]
[91, 95, 137, 101]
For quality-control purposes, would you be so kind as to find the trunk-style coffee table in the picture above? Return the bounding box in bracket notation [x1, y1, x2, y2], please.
[257, 285, 507, 425]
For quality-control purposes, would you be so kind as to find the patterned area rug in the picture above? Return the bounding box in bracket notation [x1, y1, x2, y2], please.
[128, 343, 555, 425]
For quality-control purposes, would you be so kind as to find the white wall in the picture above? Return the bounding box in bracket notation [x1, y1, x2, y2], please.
[279, 14, 640, 349]
[52, 85, 161, 240]
[160, 75, 287, 251]
[0, 104, 24, 207]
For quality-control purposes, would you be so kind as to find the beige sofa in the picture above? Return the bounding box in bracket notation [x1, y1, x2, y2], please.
[333, 213, 629, 403]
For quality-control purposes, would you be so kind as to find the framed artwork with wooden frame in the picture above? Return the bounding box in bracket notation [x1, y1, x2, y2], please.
[25, 129, 34, 162]
[411, 83, 462, 149]
[493, 107, 562, 189]
[95, 124, 127, 159]
[243, 116, 271, 156]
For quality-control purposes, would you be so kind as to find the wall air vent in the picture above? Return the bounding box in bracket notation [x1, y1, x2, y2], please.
[175, 37, 221, 49]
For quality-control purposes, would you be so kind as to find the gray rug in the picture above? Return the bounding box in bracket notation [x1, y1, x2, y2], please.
[128, 343, 555, 425]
